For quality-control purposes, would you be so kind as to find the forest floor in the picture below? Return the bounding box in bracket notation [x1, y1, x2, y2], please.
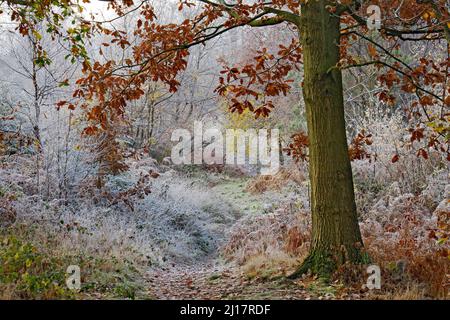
[1, 156, 447, 300]
[146, 266, 317, 300]
[141, 169, 307, 299]
[141, 168, 368, 300]
[144, 264, 369, 300]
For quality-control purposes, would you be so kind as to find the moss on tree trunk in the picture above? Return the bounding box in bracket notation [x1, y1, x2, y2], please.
[289, 0, 367, 280]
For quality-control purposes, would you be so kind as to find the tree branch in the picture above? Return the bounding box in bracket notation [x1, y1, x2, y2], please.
[345, 8, 445, 38]
[342, 60, 444, 104]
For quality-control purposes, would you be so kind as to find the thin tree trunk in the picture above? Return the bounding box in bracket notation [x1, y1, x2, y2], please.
[290, 0, 366, 278]
[31, 38, 42, 152]
[30, 36, 42, 195]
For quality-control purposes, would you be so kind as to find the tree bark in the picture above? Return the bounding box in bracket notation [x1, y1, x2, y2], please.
[289, 0, 367, 278]
[30, 36, 42, 152]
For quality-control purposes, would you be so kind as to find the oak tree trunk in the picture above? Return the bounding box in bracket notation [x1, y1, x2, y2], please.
[290, 0, 367, 278]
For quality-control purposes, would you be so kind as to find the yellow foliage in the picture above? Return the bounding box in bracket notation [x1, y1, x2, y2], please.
[222, 102, 272, 158]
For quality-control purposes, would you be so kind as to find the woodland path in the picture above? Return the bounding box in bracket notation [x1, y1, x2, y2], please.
[144, 264, 316, 300]
[143, 174, 362, 300]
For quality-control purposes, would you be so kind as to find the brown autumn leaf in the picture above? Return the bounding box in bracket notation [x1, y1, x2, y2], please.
[367, 43, 378, 58]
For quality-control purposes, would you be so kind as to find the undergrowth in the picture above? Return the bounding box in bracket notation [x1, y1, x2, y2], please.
[0, 224, 148, 300]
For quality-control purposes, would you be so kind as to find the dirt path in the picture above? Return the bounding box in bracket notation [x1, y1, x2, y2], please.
[144, 264, 322, 300]
[143, 174, 334, 300]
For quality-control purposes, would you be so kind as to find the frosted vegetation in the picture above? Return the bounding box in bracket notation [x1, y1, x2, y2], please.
[1, 105, 448, 298]
[0, 1, 448, 300]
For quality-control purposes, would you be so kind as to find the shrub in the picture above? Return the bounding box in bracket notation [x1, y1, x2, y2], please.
[0, 224, 148, 300]
[221, 205, 310, 279]
[0, 232, 73, 299]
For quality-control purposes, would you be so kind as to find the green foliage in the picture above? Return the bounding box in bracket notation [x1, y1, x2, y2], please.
[0, 234, 73, 299]
[0, 225, 148, 300]
[3, 0, 92, 68]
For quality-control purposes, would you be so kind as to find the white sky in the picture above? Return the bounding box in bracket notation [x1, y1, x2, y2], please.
[82, 0, 117, 20]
